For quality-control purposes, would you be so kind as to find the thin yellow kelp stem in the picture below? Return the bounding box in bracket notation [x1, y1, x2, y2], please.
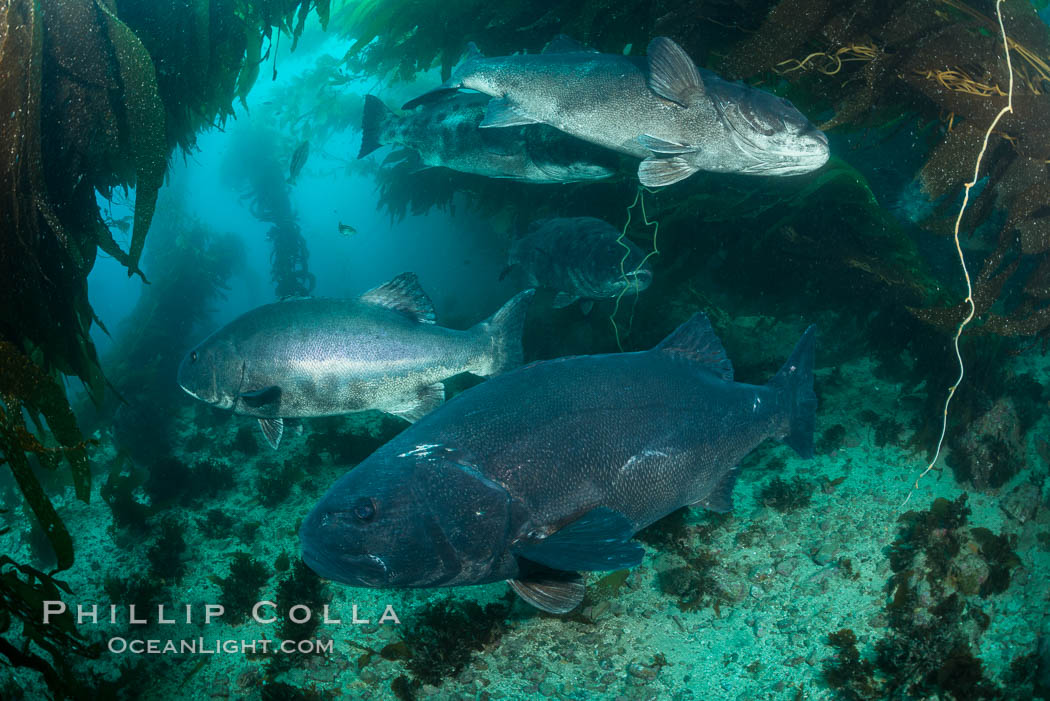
[901, 0, 1014, 510]
[610, 187, 660, 351]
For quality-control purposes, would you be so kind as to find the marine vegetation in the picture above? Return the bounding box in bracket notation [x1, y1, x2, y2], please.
[101, 193, 244, 457]
[825, 494, 1034, 698]
[215, 552, 271, 624]
[396, 597, 511, 688]
[222, 126, 316, 298]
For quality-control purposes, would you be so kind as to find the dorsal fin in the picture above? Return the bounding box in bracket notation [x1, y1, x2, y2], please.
[647, 37, 705, 107]
[542, 35, 595, 54]
[360, 272, 436, 324]
[653, 313, 733, 381]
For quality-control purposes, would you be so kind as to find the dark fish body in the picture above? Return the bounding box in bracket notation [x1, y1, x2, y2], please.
[178, 273, 533, 448]
[358, 92, 617, 183]
[300, 315, 816, 612]
[288, 140, 310, 183]
[508, 217, 652, 310]
[404, 36, 828, 187]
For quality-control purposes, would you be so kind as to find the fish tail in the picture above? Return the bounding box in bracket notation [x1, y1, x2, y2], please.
[474, 289, 535, 376]
[359, 94, 394, 159]
[766, 325, 817, 459]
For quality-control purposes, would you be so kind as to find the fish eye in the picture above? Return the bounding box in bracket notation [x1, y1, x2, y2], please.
[352, 497, 377, 523]
[190, 351, 198, 362]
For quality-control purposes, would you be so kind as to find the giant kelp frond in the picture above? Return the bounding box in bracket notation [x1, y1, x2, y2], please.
[0, 556, 101, 698]
[0, 342, 94, 572]
[721, 0, 1050, 339]
[222, 126, 314, 298]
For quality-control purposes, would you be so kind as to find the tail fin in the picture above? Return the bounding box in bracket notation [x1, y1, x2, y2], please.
[767, 325, 817, 459]
[359, 94, 394, 159]
[474, 289, 535, 376]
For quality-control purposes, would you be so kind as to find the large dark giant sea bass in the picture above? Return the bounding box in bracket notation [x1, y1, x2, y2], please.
[300, 314, 817, 613]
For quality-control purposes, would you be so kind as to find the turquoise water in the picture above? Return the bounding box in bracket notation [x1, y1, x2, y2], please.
[2, 1, 1049, 699]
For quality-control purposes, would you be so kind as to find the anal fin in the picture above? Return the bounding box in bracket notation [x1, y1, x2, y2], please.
[509, 570, 584, 614]
[258, 417, 284, 450]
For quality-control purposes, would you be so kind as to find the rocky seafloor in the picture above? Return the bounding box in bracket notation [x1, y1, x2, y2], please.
[2, 328, 1049, 701]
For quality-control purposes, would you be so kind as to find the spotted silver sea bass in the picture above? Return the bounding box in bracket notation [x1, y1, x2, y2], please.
[404, 36, 829, 187]
[504, 217, 652, 313]
[358, 92, 617, 183]
[300, 314, 816, 613]
[177, 273, 533, 449]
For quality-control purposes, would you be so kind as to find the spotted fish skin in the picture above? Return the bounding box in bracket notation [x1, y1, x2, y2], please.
[300, 315, 816, 612]
[178, 273, 533, 447]
[404, 36, 829, 187]
[358, 92, 617, 183]
[508, 217, 652, 310]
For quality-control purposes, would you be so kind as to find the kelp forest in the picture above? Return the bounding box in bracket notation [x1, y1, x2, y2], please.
[1, 0, 1048, 697]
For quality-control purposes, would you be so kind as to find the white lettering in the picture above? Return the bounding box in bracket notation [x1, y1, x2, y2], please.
[252, 601, 277, 624]
[289, 605, 311, 624]
[322, 605, 341, 624]
[42, 601, 66, 624]
[351, 605, 369, 624]
[77, 604, 97, 624]
[379, 605, 401, 625]
[205, 604, 224, 624]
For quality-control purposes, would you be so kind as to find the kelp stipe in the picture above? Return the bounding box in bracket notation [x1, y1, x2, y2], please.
[902, 0, 1015, 510]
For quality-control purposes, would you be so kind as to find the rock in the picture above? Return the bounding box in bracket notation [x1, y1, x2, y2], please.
[1002, 482, 1042, 523]
[949, 550, 989, 596]
[708, 565, 747, 601]
[776, 556, 801, 577]
[627, 661, 658, 681]
[811, 541, 838, 565]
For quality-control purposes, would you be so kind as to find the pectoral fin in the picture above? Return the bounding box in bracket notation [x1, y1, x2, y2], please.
[240, 386, 281, 408]
[509, 570, 585, 614]
[480, 97, 542, 128]
[258, 417, 284, 450]
[637, 134, 697, 155]
[551, 292, 578, 309]
[638, 156, 699, 188]
[579, 300, 594, 316]
[512, 507, 644, 572]
[389, 382, 445, 423]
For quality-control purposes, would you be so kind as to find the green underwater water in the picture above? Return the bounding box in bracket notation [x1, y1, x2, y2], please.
[2, 0, 1050, 699]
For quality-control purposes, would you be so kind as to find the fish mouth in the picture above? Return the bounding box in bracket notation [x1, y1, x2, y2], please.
[301, 537, 390, 587]
[300, 508, 390, 587]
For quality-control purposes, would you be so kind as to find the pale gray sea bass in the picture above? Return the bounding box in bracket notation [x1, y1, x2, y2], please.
[404, 36, 829, 187]
[178, 273, 534, 449]
[300, 314, 816, 613]
[358, 92, 617, 183]
[504, 217, 652, 313]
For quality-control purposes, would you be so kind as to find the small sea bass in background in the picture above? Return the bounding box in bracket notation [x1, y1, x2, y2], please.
[404, 36, 829, 187]
[300, 315, 816, 613]
[358, 92, 617, 183]
[337, 222, 357, 237]
[288, 140, 310, 184]
[504, 217, 652, 314]
[178, 273, 534, 449]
